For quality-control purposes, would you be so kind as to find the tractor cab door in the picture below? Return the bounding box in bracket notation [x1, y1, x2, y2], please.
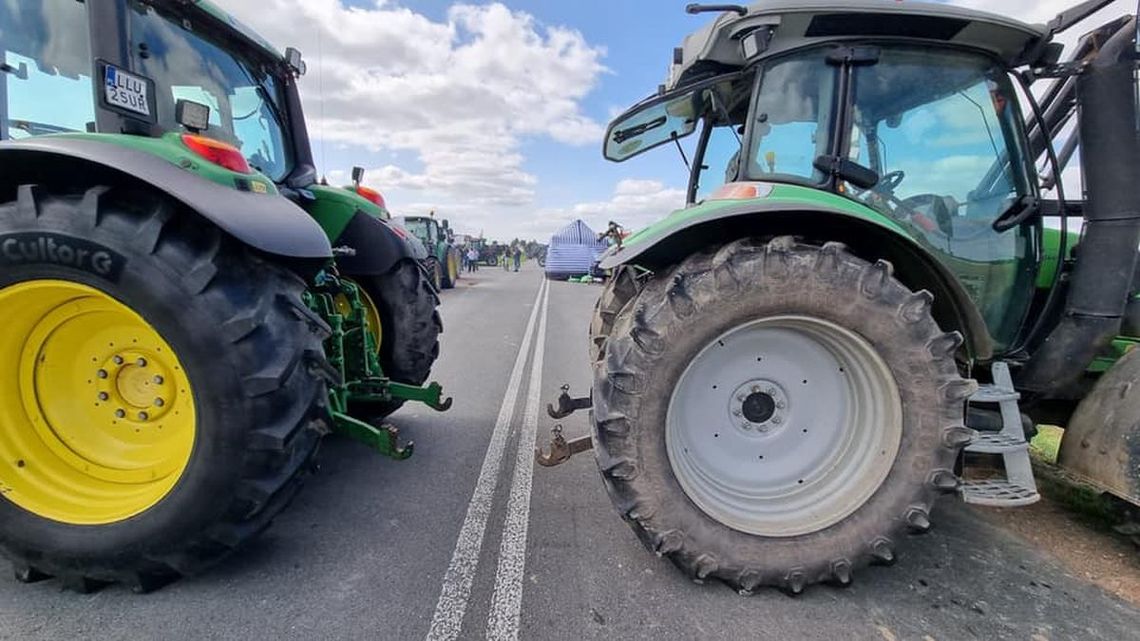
[844, 47, 1041, 351]
[0, 0, 95, 140]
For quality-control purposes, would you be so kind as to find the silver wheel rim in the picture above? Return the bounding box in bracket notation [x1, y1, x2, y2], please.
[666, 315, 903, 537]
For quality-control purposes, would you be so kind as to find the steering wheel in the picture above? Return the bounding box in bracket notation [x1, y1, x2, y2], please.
[874, 170, 906, 195]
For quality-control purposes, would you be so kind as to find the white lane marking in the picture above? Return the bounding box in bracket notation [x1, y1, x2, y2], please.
[486, 280, 551, 641]
[426, 277, 548, 641]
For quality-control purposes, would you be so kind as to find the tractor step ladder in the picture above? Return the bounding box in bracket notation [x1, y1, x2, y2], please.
[959, 362, 1041, 507]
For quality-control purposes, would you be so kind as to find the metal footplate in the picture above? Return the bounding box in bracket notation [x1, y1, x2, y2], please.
[960, 362, 1040, 507]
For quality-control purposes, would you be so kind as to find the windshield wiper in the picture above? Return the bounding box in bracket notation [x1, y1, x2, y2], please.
[613, 116, 668, 144]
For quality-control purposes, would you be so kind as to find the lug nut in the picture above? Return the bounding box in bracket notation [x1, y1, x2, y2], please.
[136, 358, 147, 367]
[751, 385, 761, 393]
[114, 409, 125, 418]
[138, 412, 149, 421]
[732, 409, 742, 417]
[153, 375, 164, 384]
[97, 369, 108, 379]
[776, 401, 786, 409]
[741, 423, 752, 431]
[97, 392, 109, 401]
[737, 394, 746, 401]
[767, 387, 776, 395]
[772, 417, 783, 425]
[154, 398, 165, 407]
[112, 355, 124, 365]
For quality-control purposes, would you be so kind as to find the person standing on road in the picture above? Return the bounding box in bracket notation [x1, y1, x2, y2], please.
[467, 247, 479, 273]
[512, 246, 521, 272]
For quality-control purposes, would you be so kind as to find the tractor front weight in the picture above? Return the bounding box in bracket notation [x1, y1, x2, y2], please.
[305, 271, 452, 459]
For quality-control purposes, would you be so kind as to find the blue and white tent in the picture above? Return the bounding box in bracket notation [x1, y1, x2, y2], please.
[546, 220, 608, 279]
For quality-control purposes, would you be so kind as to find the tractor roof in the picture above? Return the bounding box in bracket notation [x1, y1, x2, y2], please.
[669, 0, 1047, 90]
[188, 0, 284, 61]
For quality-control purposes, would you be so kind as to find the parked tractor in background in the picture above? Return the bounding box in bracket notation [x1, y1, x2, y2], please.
[539, 0, 1140, 594]
[397, 213, 462, 290]
[0, 0, 448, 592]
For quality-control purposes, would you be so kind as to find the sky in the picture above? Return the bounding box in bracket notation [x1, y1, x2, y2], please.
[213, 0, 1134, 241]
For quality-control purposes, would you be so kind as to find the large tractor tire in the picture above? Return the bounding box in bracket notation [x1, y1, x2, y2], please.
[0, 183, 330, 592]
[441, 251, 458, 290]
[589, 237, 974, 594]
[1058, 347, 1140, 504]
[353, 258, 442, 419]
[426, 257, 444, 292]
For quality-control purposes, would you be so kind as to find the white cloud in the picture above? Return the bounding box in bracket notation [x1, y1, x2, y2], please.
[215, 0, 607, 210]
[519, 178, 687, 240]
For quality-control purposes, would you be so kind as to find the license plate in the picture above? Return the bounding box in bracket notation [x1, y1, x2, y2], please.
[104, 66, 150, 117]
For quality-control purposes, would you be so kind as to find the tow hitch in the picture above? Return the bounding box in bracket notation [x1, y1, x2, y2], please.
[535, 424, 594, 467]
[547, 384, 592, 419]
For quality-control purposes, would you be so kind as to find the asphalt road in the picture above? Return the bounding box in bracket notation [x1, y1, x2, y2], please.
[3, 264, 1140, 641]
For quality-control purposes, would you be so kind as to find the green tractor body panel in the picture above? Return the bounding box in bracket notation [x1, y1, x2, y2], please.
[606, 183, 908, 257]
[303, 184, 386, 241]
[51, 132, 279, 195]
[1036, 224, 1082, 288]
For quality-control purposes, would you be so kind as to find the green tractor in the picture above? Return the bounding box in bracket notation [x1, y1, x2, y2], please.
[540, 0, 1140, 593]
[398, 213, 462, 290]
[0, 0, 449, 591]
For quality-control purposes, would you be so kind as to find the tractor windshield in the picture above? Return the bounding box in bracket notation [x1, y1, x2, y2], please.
[127, 2, 292, 180]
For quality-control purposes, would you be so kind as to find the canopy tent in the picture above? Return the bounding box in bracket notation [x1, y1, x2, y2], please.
[546, 219, 608, 279]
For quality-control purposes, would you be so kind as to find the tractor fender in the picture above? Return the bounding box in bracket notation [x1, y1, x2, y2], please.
[330, 210, 418, 276]
[1058, 347, 1140, 506]
[599, 201, 994, 361]
[0, 137, 331, 259]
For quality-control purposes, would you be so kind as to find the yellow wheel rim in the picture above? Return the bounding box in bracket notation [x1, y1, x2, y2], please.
[0, 280, 196, 525]
[334, 281, 383, 353]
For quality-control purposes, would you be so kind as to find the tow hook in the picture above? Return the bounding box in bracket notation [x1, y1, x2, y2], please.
[547, 384, 592, 419]
[536, 424, 594, 467]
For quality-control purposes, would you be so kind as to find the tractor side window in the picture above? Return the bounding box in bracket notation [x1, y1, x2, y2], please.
[0, 0, 95, 140]
[746, 50, 834, 183]
[853, 49, 1030, 228]
[693, 120, 743, 202]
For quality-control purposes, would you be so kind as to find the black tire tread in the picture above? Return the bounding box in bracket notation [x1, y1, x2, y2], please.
[589, 237, 974, 595]
[353, 259, 443, 418]
[0, 183, 330, 591]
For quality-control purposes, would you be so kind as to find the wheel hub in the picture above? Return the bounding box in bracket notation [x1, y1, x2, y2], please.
[729, 379, 787, 433]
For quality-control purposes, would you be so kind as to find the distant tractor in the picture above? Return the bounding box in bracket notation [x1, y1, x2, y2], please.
[0, 0, 448, 591]
[539, 0, 1140, 594]
[398, 214, 462, 290]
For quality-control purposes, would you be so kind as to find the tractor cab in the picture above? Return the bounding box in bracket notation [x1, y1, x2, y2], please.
[605, 0, 1050, 351]
[1, 0, 314, 189]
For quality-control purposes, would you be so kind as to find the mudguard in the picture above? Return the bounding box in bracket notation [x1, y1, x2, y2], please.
[600, 190, 994, 360]
[0, 137, 331, 259]
[299, 184, 417, 276]
[332, 210, 419, 276]
[1059, 347, 1140, 506]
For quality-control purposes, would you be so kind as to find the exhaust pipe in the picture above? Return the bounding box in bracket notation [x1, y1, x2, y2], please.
[1018, 17, 1140, 396]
